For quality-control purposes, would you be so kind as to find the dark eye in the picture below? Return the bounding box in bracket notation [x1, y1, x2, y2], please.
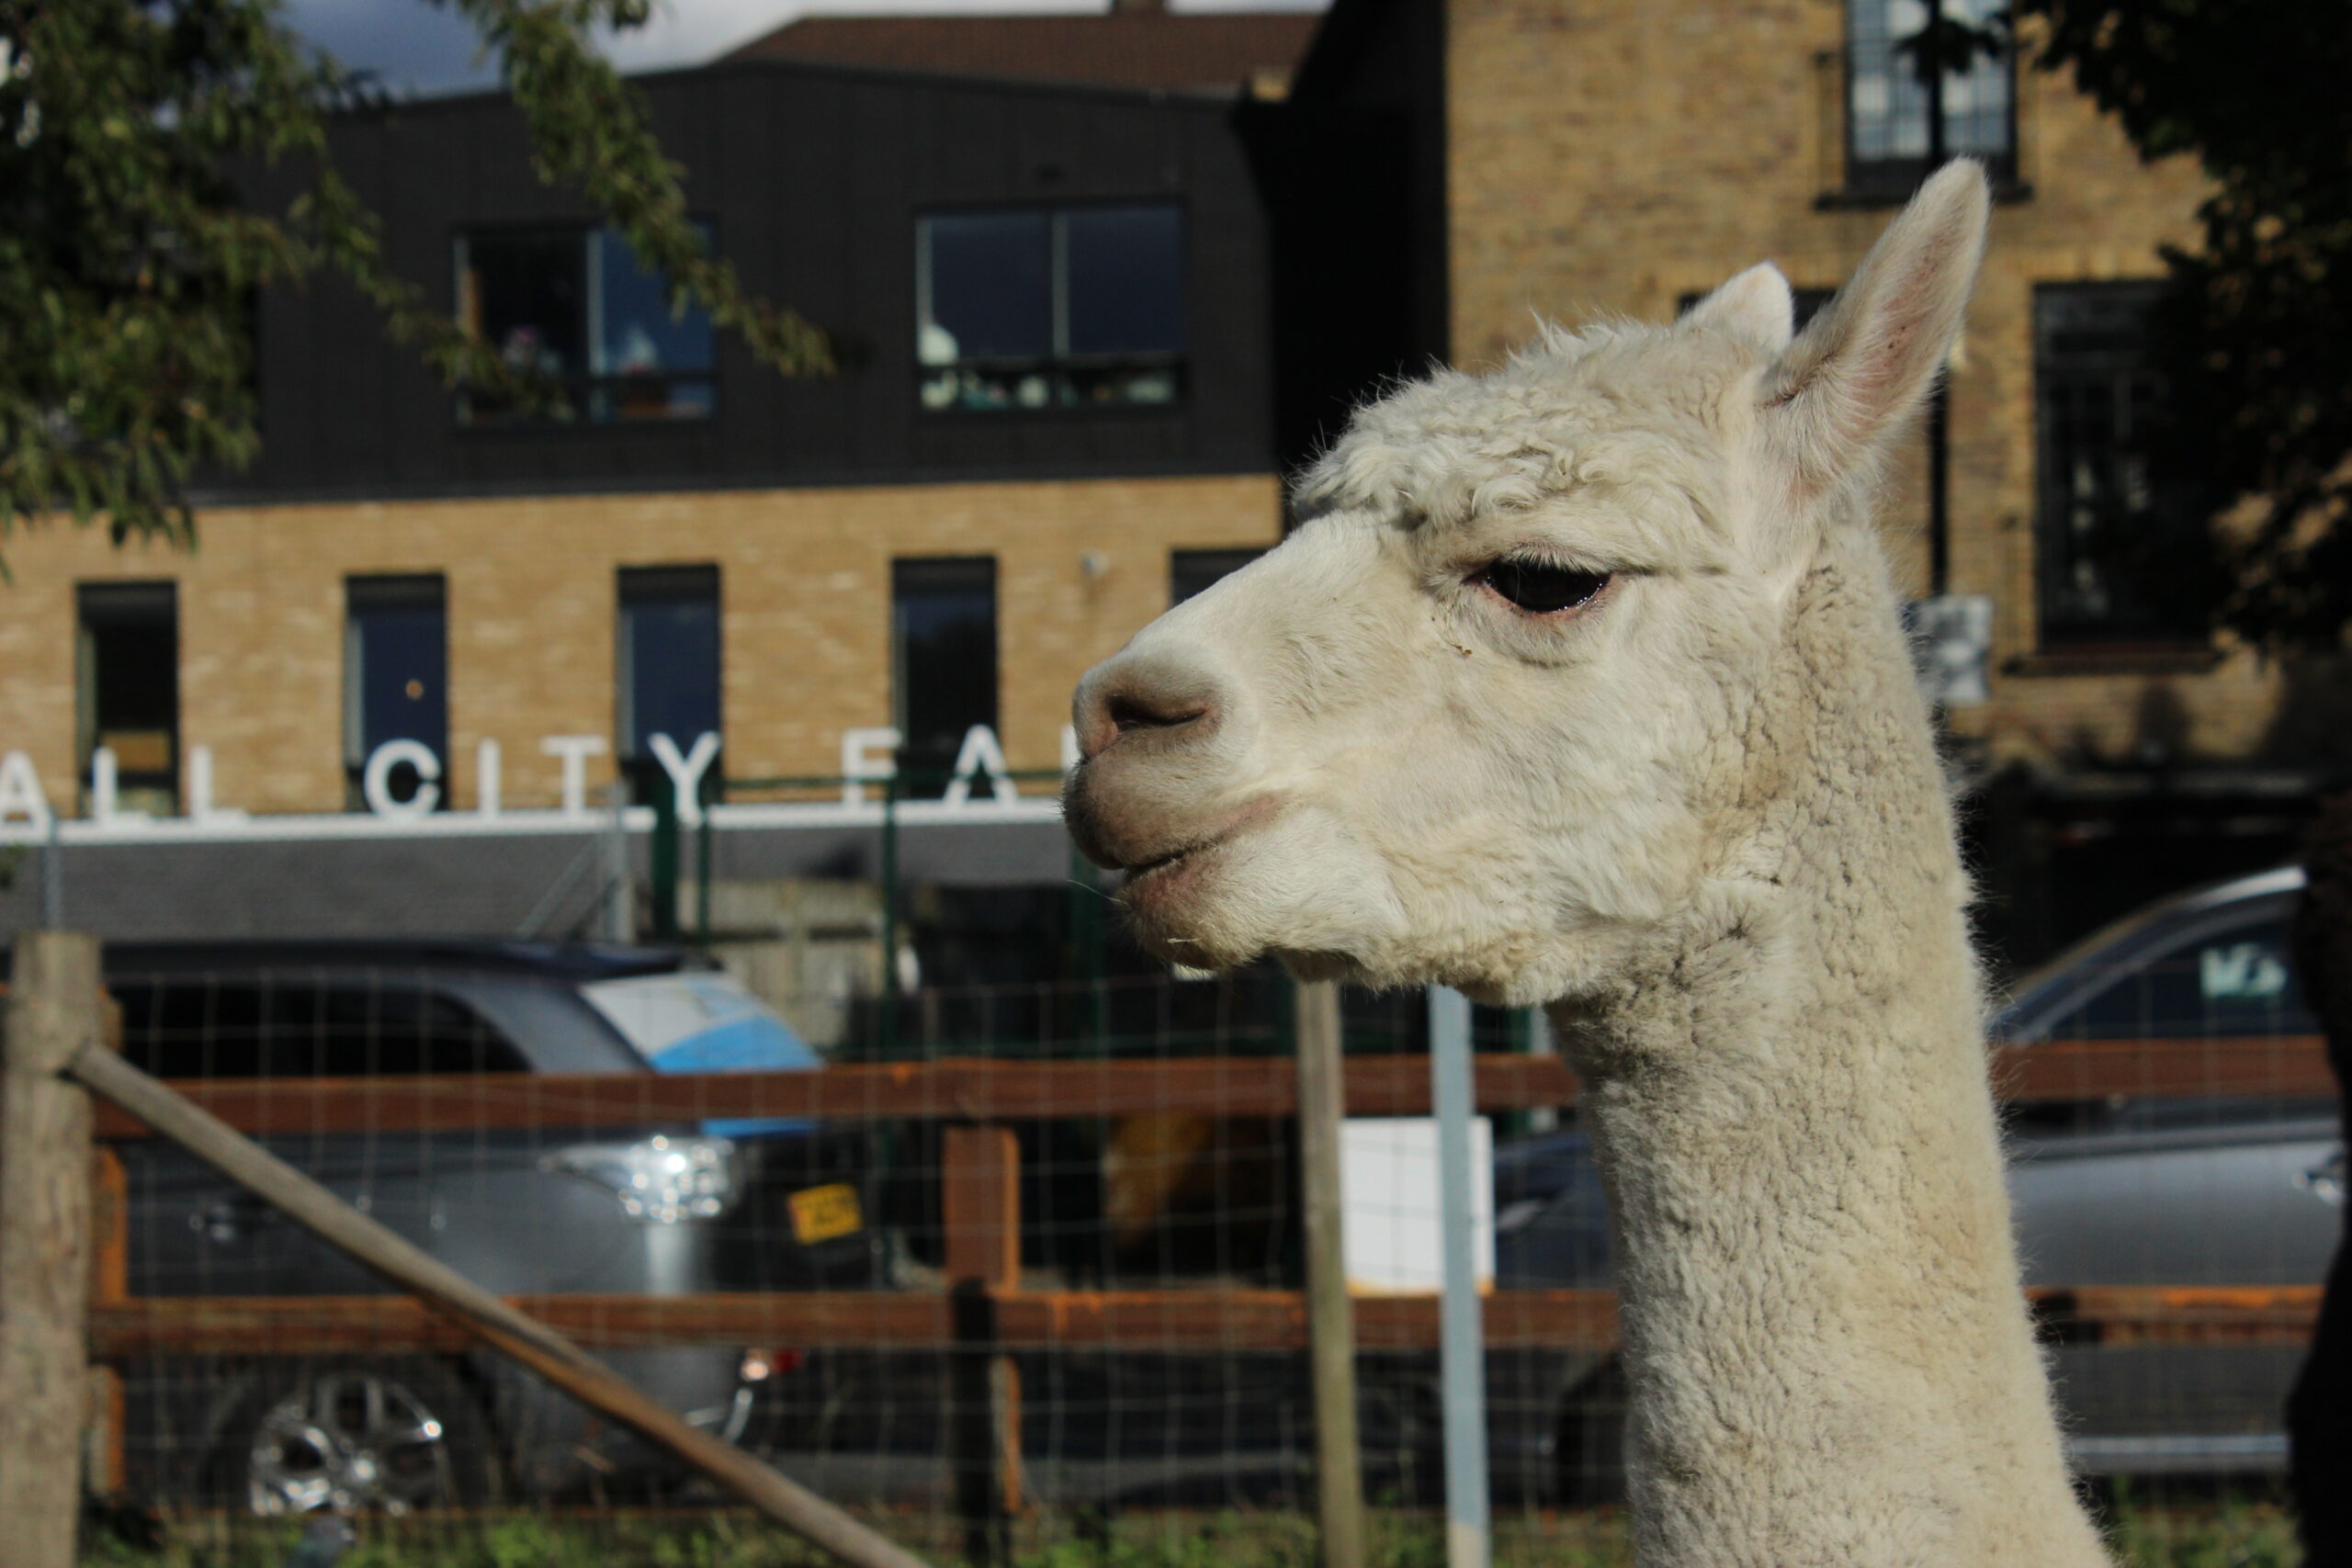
[1478, 558, 1612, 614]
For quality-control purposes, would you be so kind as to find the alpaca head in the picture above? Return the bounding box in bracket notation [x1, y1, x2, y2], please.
[1065, 164, 1990, 1003]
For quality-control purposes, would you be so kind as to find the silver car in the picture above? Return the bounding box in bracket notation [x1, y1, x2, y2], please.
[1493, 866, 2345, 1497]
[91, 940, 876, 1513]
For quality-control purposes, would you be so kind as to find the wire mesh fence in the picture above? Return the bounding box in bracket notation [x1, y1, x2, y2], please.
[14, 896, 2344, 1565]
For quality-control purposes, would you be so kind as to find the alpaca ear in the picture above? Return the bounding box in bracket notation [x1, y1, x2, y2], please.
[1760, 161, 1990, 494]
[1682, 263, 1795, 356]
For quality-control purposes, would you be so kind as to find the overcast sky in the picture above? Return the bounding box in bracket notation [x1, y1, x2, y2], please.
[287, 0, 1331, 97]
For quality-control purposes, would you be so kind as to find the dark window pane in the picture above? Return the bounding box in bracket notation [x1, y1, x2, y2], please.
[1845, 0, 2012, 194]
[618, 565, 721, 762]
[77, 581, 178, 806]
[1065, 205, 1186, 358]
[893, 558, 998, 798]
[922, 213, 1053, 364]
[1170, 548, 1265, 605]
[590, 229, 716, 423]
[2032, 284, 2200, 646]
[345, 576, 447, 798]
[459, 231, 586, 415]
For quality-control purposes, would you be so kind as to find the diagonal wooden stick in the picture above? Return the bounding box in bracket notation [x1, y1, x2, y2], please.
[65, 1043, 930, 1568]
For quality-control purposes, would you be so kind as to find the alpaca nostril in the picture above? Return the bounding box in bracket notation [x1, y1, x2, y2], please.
[1075, 655, 1227, 761]
[1108, 694, 1210, 737]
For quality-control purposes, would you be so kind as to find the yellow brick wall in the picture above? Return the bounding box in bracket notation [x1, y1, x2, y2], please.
[0, 475, 1281, 817]
[1445, 0, 2291, 772]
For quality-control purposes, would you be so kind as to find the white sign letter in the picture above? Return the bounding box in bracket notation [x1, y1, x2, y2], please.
[476, 739, 503, 819]
[841, 728, 899, 807]
[541, 734, 608, 818]
[0, 750, 52, 831]
[187, 745, 246, 825]
[944, 724, 1016, 807]
[648, 731, 721, 828]
[363, 739, 442, 818]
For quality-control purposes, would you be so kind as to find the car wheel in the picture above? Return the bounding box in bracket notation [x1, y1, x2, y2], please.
[211, 1357, 500, 1516]
[1553, 1358, 1628, 1507]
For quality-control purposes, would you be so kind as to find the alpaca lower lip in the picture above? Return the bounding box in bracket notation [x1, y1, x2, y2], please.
[1116, 798, 1281, 883]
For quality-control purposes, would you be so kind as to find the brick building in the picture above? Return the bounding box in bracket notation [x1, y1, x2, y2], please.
[1283, 0, 2348, 963]
[3, 0, 2341, 969]
[0, 42, 1297, 953]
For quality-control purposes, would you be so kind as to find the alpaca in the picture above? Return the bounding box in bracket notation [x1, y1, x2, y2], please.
[1062, 164, 2109, 1566]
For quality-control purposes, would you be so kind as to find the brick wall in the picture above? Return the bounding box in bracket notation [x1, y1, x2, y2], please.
[1442, 0, 2310, 773]
[0, 474, 1280, 816]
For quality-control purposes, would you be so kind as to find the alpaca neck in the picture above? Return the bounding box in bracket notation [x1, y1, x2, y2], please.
[1551, 530, 2105, 1565]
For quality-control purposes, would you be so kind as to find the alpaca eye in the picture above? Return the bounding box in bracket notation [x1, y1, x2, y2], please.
[1479, 558, 1611, 615]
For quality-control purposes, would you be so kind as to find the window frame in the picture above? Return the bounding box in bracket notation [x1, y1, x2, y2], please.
[452, 220, 721, 429]
[914, 199, 1190, 415]
[616, 563, 724, 796]
[1840, 0, 2019, 200]
[2030, 280, 2206, 651]
[890, 556, 1001, 798]
[75, 580, 181, 811]
[344, 573, 449, 811]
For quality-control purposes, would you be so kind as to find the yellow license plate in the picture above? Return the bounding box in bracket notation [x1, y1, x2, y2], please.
[787, 1183, 864, 1245]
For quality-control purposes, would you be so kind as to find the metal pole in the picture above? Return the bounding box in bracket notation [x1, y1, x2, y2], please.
[695, 773, 715, 952]
[879, 775, 899, 1059]
[1924, 3, 1952, 596]
[1525, 1007, 1559, 1134]
[1295, 978, 1366, 1568]
[1428, 985, 1490, 1568]
[41, 807, 62, 928]
[605, 781, 632, 943]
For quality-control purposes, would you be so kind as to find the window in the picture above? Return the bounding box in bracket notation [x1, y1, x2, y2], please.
[617, 565, 721, 799]
[892, 558, 998, 798]
[1170, 548, 1266, 606]
[917, 204, 1185, 412]
[115, 978, 528, 1079]
[455, 227, 716, 423]
[2040, 915, 2316, 1043]
[76, 582, 179, 814]
[345, 576, 447, 809]
[2033, 284, 2202, 647]
[1845, 0, 2014, 197]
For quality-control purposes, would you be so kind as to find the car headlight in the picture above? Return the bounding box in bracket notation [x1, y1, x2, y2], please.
[543, 1134, 739, 1224]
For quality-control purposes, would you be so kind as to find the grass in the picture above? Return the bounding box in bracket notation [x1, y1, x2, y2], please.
[82, 1501, 2301, 1568]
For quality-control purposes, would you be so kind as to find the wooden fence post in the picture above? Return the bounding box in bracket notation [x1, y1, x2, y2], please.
[86, 1145, 130, 1501]
[1295, 979, 1366, 1568]
[943, 1124, 1023, 1565]
[1, 931, 104, 1568]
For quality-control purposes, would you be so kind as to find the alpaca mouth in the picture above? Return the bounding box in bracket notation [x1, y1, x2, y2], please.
[1115, 798, 1282, 889]
[1123, 835, 1219, 884]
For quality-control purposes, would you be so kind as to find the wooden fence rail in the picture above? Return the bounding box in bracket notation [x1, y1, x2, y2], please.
[85, 1283, 2323, 1361]
[82, 1035, 2336, 1142]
